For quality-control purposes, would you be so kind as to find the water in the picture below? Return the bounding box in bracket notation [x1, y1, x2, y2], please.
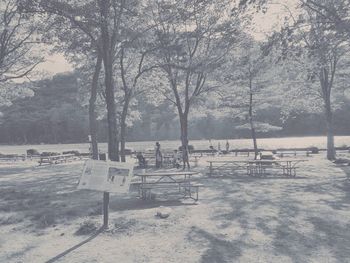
[0, 136, 349, 155]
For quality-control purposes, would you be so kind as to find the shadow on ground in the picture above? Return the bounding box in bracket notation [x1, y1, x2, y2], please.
[0, 163, 190, 230]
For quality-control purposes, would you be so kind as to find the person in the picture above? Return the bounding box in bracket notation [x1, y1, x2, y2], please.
[172, 150, 180, 169]
[155, 142, 163, 168]
[136, 152, 146, 168]
[182, 140, 190, 170]
[226, 140, 230, 153]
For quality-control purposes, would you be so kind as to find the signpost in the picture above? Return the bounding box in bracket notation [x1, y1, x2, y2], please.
[78, 158, 134, 227]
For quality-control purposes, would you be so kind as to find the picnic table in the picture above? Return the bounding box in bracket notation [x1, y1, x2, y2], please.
[248, 159, 307, 177]
[207, 160, 250, 176]
[39, 154, 75, 165]
[134, 171, 201, 201]
[207, 158, 307, 177]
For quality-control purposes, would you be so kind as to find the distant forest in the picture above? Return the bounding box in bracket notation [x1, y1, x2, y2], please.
[0, 72, 349, 145]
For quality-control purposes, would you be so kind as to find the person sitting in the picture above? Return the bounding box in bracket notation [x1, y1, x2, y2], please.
[136, 152, 147, 168]
[172, 150, 181, 169]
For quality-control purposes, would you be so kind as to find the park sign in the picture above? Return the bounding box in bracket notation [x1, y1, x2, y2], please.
[78, 160, 134, 193]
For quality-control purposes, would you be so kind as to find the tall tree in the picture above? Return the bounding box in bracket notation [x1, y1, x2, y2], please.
[148, 0, 241, 168]
[21, 0, 133, 162]
[218, 39, 282, 159]
[266, 2, 349, 160]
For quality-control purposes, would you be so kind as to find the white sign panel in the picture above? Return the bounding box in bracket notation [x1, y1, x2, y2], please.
[78, 160, 134, 193]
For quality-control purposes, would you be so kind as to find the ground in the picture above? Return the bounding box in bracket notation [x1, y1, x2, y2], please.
[1, 154, 350, 263]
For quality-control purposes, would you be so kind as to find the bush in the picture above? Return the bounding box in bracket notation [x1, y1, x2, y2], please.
[27, 149, 40, 156]
[63, 150, 80, 156]
[40, 152, 60, 156]
[178, 145, 194, 151]
[308, 147, 319, 154]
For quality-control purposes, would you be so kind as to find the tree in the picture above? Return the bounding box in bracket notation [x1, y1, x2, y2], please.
[301, 0, 350, 40]
[115, 7, 160, 161]
[147, 0, 241, 168]
[0, 0, 46, 83]
[21, 0, 126, 164]
[266, 2, 350, 160]
[75, 54, 103, 159]
[0, 73, 89, 144]
[217, 38, 282, 158]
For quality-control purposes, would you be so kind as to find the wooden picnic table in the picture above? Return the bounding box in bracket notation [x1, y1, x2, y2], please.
[39, 154, 75, 165]
[207, 159, 308, 177]
[207, 160, 250, 176]
[248, 159, 307, 177]
[134, 171, 201, 201]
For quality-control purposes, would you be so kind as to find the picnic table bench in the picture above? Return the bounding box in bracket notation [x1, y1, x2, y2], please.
[39, 154, 75, 165]
[0, 154, 26, 162]
[274, 150, 311, 157]
[134, 171, 202, 201]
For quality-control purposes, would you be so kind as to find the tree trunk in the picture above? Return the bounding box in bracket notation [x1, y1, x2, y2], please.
[99, 0, 119, 162]
[325, 99, 336, 160]
[249, 117, 258, 159]
[249, 79, 258, 159]
[120, 97, 130, 162]
[89, 54, 102, 160]
[320, 70, 336, 160]
[104, 60, 119, 162]
[179, 112, 190, 169]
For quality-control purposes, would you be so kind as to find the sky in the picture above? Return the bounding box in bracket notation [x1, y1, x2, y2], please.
[35, 53, 73, 75]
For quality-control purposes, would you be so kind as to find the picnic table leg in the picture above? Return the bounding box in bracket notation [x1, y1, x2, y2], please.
[286, 162, 291, 176]
[141, 176, 146, 199]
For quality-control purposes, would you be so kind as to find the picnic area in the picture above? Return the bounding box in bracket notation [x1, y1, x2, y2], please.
[1, 151, 350, 263]
[2, 0, 350, 262]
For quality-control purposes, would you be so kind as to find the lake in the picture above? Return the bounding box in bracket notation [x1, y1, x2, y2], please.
[0, 136, 350, 154]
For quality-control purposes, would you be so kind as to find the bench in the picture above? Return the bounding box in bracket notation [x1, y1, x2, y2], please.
[138, 182, 203, 201]
[275, 150, 310, 158]
[0, 154, 26, 162]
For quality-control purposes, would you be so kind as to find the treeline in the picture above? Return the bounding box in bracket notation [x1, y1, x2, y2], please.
[0, 72, 349, 145]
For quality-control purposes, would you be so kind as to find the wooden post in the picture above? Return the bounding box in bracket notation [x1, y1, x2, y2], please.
[99, 153, 109, 228]
[103, 192, 109, 228]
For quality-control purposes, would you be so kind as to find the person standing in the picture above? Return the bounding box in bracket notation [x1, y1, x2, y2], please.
[155, 142, 163, 168]
[226, 140, 230, 153]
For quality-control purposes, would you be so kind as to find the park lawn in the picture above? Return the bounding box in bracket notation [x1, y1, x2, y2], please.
[0, 154, 350, 263]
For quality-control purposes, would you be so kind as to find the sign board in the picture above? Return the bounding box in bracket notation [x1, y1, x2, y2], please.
[78, 160, 134, 193]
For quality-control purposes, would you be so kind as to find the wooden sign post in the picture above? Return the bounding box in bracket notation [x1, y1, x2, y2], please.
[78, 154, 134, 229]
[103, 192, 109, 228]
[98, 153, 109, 228]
